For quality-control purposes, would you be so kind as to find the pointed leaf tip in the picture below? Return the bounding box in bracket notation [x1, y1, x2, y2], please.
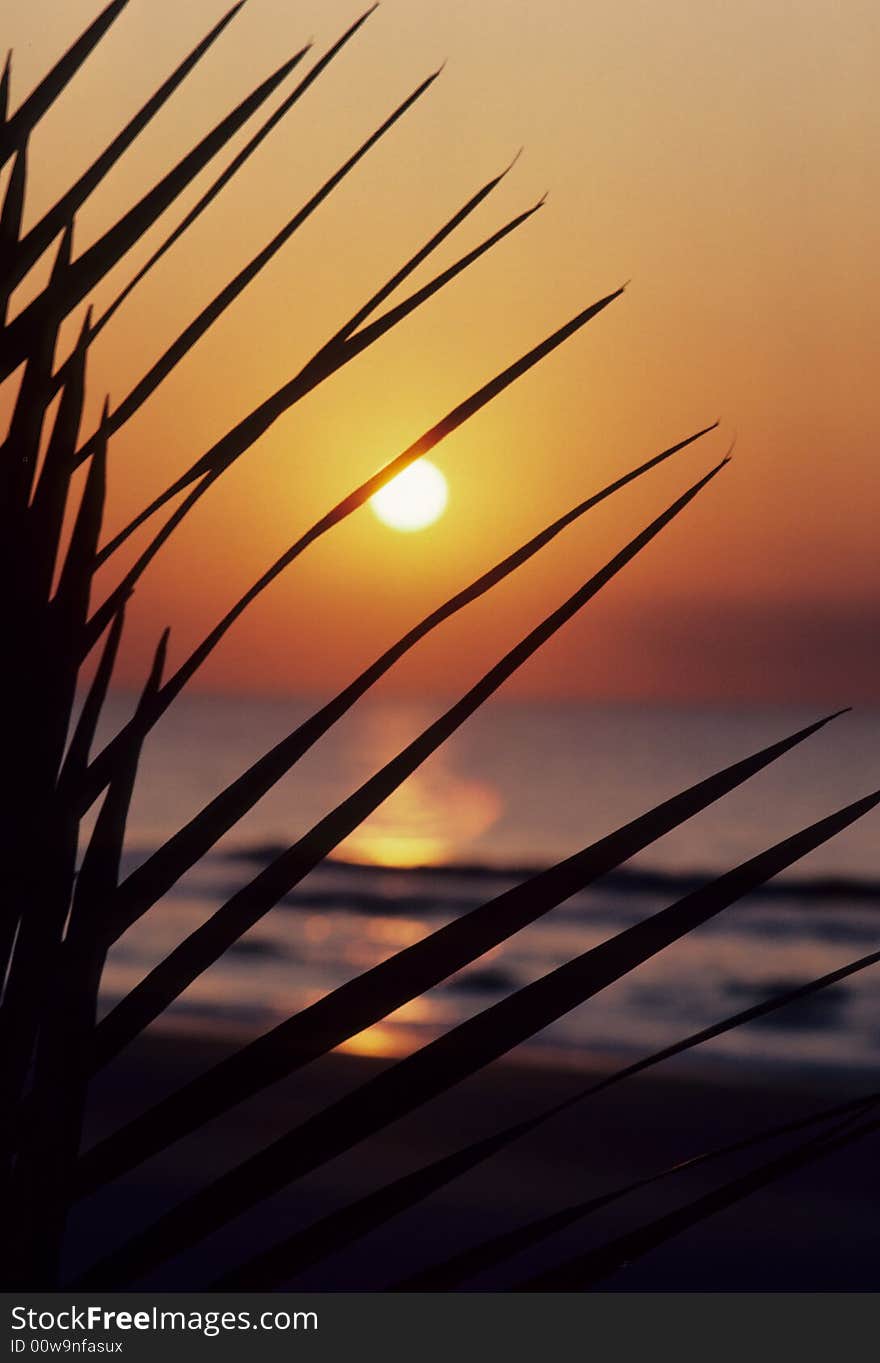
[150, 627, 172, 685]
[801, 707, 851, 736]
[51, 220, 75, 274]
[695, 457, 729, 484]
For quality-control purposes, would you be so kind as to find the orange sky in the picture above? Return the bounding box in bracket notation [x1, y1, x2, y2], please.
[4, 0, 878, 703]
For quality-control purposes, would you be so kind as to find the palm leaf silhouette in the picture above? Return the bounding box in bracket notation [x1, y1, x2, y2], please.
[77, 706, 838, 1190]
[75, 789, 878, 1287]
[218, 951, 880, 1290]
[519, 1111, 880, 1290]
[2, 3, 873, 1293]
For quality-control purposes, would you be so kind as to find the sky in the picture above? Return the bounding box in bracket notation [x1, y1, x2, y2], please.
[3, 0, 878, 704]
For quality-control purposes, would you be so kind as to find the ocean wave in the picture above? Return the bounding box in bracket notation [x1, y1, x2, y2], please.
[212, 845, 880, 905]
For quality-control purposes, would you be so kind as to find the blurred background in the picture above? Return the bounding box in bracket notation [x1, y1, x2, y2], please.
[4, 0, 879, 1077]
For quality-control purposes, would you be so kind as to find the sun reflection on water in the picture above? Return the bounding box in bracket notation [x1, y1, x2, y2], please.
[336, 1025, 402, 1057]
[340, 779, 501, 868]
[344, 833, 449, 869]
[336, 705, 503, 869]
[336, 997, 434, 1058]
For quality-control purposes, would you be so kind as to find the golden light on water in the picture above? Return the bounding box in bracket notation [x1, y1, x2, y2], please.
[369, 459, 448, 532]
[337, 705, 503, 868]
[336, 1024, 401, 1057]
[343, 833, 449, 869]
[336, 999, 433, 1058]
[340, 775, 502, 870]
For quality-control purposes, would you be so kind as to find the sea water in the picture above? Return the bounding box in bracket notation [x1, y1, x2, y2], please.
[94, 693, 880, 1077]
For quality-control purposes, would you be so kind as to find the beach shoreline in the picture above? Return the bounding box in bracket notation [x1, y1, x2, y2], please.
[67, 1027, 879, 1292]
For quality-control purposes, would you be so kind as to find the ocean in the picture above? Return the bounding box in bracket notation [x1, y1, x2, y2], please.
[94, 693, 880, 1078]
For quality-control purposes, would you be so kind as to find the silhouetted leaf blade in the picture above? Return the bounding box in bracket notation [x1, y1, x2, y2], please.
[10, 633, 168, 1283]
[0, 1, 131, 169]
[0, 141, 27, 317]
[72, 631, 169, 930]
[58, 602, 126, 794]
[0, 51, 10, 128]
[303, 147, 527, 358]
[0, 223, 72, 518]
[52, 398, 107, 618]
[28, 308, 92, 602]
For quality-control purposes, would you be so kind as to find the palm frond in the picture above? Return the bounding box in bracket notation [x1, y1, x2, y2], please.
[75, 786, 879, 1287]
[1, 223, 72, 520]
[6, 3, 248, 295]
[228, 1090, 880, 1290]
[0, 141, 27, 319]
[519, 1112, 880, 1290]
[3, 1, 865, 1296]
[83, 424, 711, 843]
[87, 460, 724, 1071]
[83, 285, 624, 653]
[222, 951, 880, 1289]
[10, 633, 168, 1285]
[89, 5, 377, 341]
[89, 168, 538, 557]
[80, 169, 533, 485]
[71, 64, 442, 475]
[77, 705, 838, 1192]
[0, 51, 11, 128]
[27, 308, 93, 603]
[0, 50, 304, 382]
[58, 602, 127, 793]
[0, 0, 131, 169]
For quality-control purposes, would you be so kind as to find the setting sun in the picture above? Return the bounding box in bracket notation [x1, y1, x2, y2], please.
[369, 459, 448, 532]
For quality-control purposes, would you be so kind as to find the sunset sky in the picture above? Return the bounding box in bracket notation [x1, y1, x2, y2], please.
[4, 0, 878, 703]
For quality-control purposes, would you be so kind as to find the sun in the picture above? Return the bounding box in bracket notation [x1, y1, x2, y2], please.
[370, 459, 448, 532]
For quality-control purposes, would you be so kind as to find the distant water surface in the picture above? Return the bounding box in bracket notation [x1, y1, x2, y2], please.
[93, 694, 880, 1075]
